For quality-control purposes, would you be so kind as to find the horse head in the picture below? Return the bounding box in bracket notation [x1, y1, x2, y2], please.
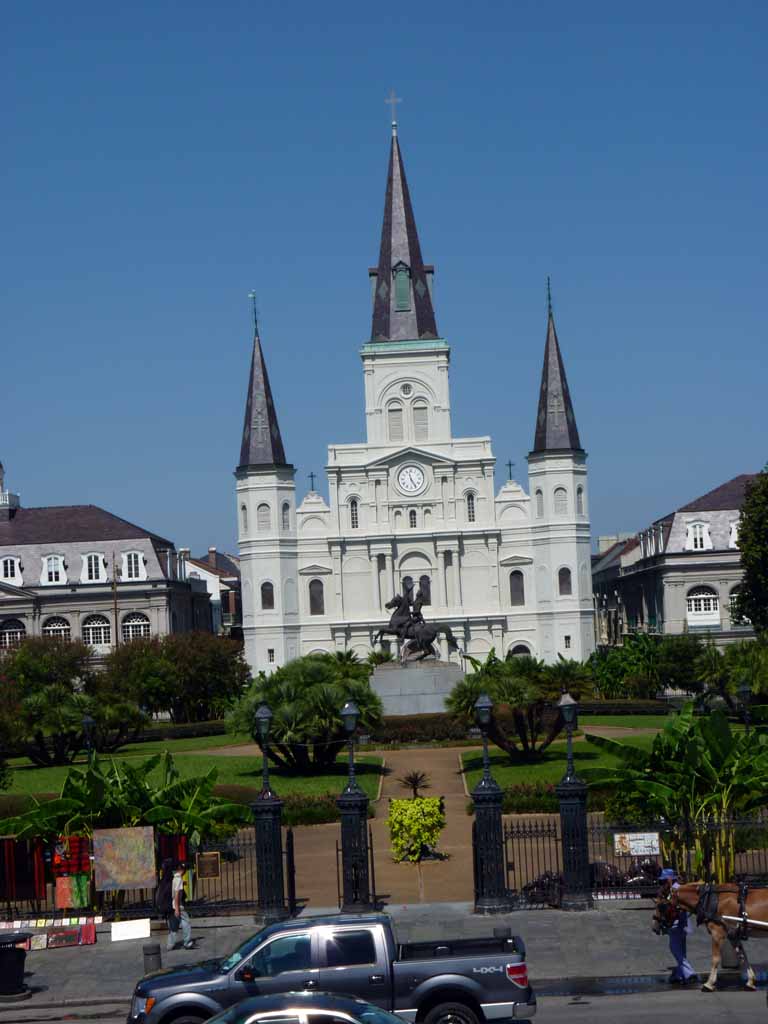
[384, 595, 405, 611]
[652, 884, 677, 935]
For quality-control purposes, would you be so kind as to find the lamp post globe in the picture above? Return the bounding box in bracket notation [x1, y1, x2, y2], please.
[255, 703, 273, 792]
[341, 700, 360, 735]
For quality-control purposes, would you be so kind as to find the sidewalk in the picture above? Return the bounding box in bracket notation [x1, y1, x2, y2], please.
[6, 900, 758, 1011]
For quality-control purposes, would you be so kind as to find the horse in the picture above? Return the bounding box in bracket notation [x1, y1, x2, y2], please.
[372, 593, 413, 648]
[399, 619, 464, 663]
[653, 881, 768, 991]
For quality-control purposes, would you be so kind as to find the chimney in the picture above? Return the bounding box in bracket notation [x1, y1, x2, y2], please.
[208, 546, 217, 568]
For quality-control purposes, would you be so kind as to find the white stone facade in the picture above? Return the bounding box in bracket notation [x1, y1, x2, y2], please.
[238, 336, 595, 674]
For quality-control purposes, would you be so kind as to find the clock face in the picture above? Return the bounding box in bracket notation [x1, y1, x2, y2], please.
[398, 465, 425, 494]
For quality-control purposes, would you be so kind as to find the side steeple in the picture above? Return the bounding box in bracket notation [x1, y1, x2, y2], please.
[370, 125, 439, 342]
[531, 283, 582, 454]
[237, 311, 290, 472]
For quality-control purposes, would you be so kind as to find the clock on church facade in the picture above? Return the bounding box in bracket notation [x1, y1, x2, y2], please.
[235, 126, 595, 675]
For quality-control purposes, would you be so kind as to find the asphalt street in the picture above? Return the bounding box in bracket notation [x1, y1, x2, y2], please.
[0, 991, 767, 1024]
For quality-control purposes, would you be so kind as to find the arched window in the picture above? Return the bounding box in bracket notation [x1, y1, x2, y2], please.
[82, 614, 111, 646]
[402, 576, 414, 600]
[409, 509, 417, 528]
[1, 557, 20, 582]
[257, 503, 271, 531]
[418, 575, 431, 605]
[122, 612, 151, 642]
[535, 490, 544, 518]
[388, 404, 404, 442]
[558, 567, 573, 596]
[241, 504, 248, 532]
[124, 552, 142, 580]
[309, 579, 325, 615]
[510, 570, 525, 606]
[261, 581, 275, 610]
[350, 499, 359, 529]
[413, 403, 429, 442]
[85, 553, 104, 582]
[281, 503, 290, 531]
[466, 492, 476, 523]
[393, 262, 411, 311]
[576, 486, 584, 516]
[509, 644, 531, 658]
[554, 487, 567, 516]
[0, 618, 25, 648]
[686, 585, 720, 626]
[45, 555, 63, 584]
[43, 616, 71, 641]
[685, 521, 711, 551]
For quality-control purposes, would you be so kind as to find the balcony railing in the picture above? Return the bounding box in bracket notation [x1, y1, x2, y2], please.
[0, 492, 20, 508]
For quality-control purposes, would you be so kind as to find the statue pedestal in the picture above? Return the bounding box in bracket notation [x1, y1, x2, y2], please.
[371, 660, 465, 716]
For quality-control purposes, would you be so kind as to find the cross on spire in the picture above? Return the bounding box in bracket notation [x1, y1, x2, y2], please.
[546, 276, 552, 316]
[506, 460, 515, 481]
[385, 89, 401, 135]
[308, 471, 316, 491]
[248, 290, 259, 330]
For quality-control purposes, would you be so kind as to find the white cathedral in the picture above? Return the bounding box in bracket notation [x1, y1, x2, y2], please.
[236, 125, 595, 676]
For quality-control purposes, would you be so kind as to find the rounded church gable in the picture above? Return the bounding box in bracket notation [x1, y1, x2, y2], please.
[301, 516, 327, 535]
[499, 504, 527, 523]
[398, 551, 432, 572]
[343, 556, 369, 573]
[378, 377, 437, 408]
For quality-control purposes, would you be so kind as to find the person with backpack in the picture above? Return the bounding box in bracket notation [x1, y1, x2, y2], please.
[155, 858, 193, 952]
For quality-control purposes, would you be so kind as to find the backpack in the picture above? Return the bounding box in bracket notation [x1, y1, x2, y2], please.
[155, 877, 173, 916]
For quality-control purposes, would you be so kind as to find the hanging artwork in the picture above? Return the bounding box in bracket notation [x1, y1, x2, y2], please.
[93, 826, 156, 892]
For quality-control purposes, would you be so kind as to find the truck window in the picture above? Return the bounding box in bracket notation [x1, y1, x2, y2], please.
[324, 929, 377, 967]
[247, 934, 311, 976]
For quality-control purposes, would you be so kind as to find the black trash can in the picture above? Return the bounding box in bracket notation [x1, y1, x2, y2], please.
[0, 931, 32, 997]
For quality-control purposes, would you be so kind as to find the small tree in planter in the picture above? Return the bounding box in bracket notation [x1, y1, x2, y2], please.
[387, 797, 446, 901]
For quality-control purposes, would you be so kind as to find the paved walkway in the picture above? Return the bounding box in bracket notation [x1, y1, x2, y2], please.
[12, 901, 766, 1010]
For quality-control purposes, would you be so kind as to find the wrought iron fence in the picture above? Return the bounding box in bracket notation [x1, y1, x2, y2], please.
[0, 826, 298, 922]
[503, 814, 768, 908]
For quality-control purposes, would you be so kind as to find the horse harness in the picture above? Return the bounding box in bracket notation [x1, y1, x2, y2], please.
[693, 882, 751, 942]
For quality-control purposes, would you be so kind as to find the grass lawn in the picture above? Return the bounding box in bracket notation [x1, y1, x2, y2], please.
[461, 734, 655, 790]
[6, 732, 254, 770]
[579, 714, 672, 730]
[7, 753, 385, 801]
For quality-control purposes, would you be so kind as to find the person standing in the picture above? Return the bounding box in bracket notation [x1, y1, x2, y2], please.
[170, 859, 194, 951]
[660, 868, 697, 984]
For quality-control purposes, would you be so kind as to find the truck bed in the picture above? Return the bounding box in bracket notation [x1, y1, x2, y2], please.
[397, 934, 525, 961]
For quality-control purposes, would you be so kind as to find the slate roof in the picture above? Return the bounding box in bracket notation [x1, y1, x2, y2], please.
[370, 130, 439, 342]
[678, 474, 757, 513]
[0, 504, 175, 548]
[237, 327, 289, 472]
[192, 551, 241, 577]
[531, 308, 582, 454]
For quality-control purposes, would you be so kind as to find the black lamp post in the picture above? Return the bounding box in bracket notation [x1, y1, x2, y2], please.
[337, 700, 372, 911]
[251, 702, 287, 922]
[555, 690, 593, 911]
[738, 680, 751, 736]
[81, 715, 96, 759]
[471, 693, 512, 914]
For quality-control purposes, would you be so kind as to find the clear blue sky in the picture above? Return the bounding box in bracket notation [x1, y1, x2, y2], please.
[3, 1, 766, 556]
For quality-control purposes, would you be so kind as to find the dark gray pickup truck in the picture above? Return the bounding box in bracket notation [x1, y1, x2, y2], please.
[128, 914, 536, 1024]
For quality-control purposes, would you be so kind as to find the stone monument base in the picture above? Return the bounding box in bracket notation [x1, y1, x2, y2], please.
[371, 660, 465, 716]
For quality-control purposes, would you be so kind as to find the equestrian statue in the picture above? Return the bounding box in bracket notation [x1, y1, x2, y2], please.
[373, 589, 464, 664]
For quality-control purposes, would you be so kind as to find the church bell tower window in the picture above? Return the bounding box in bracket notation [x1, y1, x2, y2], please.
[393, 262, 411, 311]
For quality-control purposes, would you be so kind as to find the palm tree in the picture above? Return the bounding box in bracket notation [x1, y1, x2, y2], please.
[397, 770, 431, 798]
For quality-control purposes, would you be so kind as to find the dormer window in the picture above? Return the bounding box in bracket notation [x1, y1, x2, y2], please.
[1, 556, 21, 583]
[81, 553, 106, 583]
[392, 262, 411, 312]
[685, 521, 712, 552]
[42, 554, 66, 585]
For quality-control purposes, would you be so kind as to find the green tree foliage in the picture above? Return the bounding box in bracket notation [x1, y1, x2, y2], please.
[0, 671, 19, 790]
[589, 633, 704, 699]
[0, 751, 250, 845]
[226, 652, 383, 773]
[584, 703, 768, 879]
[446, 650, 593, 760]
[103, 633, 250, 723]
[387, 797, 445, 863]
[735, 467, 768, 636]
[0, 638, 145, 766]
[724, 639, 768, 698]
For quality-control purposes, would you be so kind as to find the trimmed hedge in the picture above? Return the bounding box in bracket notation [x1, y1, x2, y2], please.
[467, 783, 614, 815]
[0, 792, 57, 818]
[212, 785, 374, 826]
[579, 700, 671, 716]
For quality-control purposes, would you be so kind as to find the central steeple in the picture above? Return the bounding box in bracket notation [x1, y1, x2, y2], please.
[369, 126, 439, 342]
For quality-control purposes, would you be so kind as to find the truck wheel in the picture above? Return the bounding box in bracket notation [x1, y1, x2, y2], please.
[167, 1017, 207, 1024]
[423, 1003, 479, 1024]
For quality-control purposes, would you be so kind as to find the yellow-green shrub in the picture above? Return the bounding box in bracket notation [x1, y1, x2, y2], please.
[387, 797, 445, 863]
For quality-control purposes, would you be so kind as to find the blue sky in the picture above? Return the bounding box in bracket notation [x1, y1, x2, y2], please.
[3, 1, 766, 556]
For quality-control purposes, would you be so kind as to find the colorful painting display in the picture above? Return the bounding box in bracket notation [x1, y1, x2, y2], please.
[93, 826, 156, 892]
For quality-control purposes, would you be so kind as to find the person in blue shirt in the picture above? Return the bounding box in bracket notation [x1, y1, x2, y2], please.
[659, 867, 698, 984]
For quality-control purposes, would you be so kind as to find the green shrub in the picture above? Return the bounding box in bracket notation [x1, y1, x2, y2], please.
[466, 784, 613, 815]
[212, 785, 374, 826]
[387, 797, 445, 862]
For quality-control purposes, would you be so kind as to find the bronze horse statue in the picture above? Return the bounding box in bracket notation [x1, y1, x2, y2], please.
[653, 880, 768, 991]
[373, 592, 464, 663]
